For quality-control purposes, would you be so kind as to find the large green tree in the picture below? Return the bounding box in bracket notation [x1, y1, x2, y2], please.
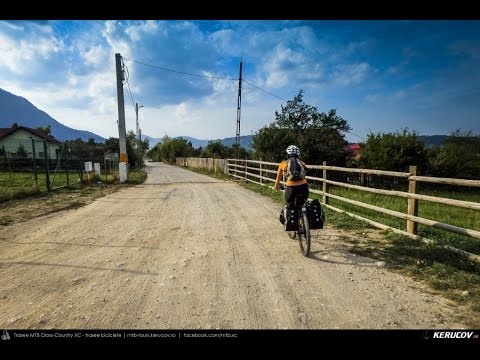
[252, 90, 351, 164]
[359, 129, 428, 172]
[65, 132, 148, 169]
[428, 130, 480, 179]
[149, 136, 195, 164]
[202, 140, 228, 158]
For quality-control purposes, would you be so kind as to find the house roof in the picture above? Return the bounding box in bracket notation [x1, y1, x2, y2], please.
[0, 126, 62, 144]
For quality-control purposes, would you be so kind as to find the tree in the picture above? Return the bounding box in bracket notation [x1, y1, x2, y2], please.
[252, 126, 293, 162]
[359, 129, 428, 172]
[428, 130, 480, 179]
[148, 136, 195, 164]
[16, 144, 28, 159]
[36, 125, 52, 134]
[202, 140, 227, 158]
[11, 122, 19, 129]
[252, 90, 351, 165]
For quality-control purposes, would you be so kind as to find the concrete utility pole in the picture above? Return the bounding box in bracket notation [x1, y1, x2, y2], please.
[115, 53, 128, 182]
[135, 103, 143, 143]
[135, 102, 144, 166]
[235, 59, 242, 159]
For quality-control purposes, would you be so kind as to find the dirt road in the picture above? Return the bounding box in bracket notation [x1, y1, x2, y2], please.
[0, 163, 468, 329]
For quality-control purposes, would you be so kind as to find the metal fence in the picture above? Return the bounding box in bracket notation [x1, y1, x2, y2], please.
[0, 138, 118, 202]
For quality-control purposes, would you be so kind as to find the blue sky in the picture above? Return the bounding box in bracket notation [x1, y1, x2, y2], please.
[0, 20, 479, 143]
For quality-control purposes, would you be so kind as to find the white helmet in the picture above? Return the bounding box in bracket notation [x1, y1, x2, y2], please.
[286, 145, 300, 156]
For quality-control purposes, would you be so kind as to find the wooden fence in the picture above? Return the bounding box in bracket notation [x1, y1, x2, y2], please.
[176, 157, 228, 174]
[225, 158, 480, 246]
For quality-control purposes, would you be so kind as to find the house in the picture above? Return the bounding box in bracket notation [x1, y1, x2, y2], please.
[0, 126, 62, 160]
[348, 143, 361, 160]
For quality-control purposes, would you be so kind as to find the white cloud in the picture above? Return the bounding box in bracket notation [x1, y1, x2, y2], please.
[82, 45, 109, 66]
[125, 20, 158, 42]
[1, 20, 478, 144]
[331, 62, 370, 87]
[0, 30, 63, 74]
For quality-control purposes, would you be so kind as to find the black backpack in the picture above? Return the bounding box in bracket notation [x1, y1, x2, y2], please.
[286, 157, 306, 181]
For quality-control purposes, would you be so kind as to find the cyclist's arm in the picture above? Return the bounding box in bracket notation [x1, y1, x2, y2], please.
[274, 163, 284, 189]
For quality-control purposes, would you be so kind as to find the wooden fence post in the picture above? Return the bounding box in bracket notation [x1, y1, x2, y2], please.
[323, 161, 329, 205]
[259, 159, 263, 184]
[407, 165, 418, 235]
[245, 158, 248, 181]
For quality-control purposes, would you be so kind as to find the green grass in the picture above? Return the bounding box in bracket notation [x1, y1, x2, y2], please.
[0, 167, 147, 203]
[126, 168, 148, 184]
[324, 186, 480, 254]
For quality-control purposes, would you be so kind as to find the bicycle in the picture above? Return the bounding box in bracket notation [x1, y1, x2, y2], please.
[276, 185, 311, 257]
[286, 195, 311, 257]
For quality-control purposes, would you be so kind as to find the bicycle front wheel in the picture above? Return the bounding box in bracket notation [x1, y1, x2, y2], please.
[298, 211, 311, 257]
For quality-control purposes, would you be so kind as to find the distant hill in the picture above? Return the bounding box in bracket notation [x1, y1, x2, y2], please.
[418, 135, 448, 147]
[350, 135, 448, 148]
[146, 133, 449, 152]
[0, 88, 105, 142]
[143, 134, 253, 150]
[142, 135, 162, 148]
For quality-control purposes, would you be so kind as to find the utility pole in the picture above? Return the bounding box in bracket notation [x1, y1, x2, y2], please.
[115, 53, 128, 182]
[235, 59, 242, 159]
[135, 102, 144, 166]
[135, 103, 144, 142]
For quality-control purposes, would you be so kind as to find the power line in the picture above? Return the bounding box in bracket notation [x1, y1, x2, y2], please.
[123, 56, 289, 102]
[125, 79, 136, 111]
[242, 79, 288, 102]
[122, 56, 366, 142]
[121, 60, 137, 112]
[342, 130, 366, 141]
[122, 57, 238, 81]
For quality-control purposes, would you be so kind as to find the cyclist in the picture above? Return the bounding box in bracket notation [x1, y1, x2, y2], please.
[274, 145, 309, 206]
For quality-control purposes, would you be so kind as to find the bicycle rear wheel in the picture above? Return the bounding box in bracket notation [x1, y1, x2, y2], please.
[298, 211, 311, 256]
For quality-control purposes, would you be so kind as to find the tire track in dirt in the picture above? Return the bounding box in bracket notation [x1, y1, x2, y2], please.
[0, 162, 468, 329]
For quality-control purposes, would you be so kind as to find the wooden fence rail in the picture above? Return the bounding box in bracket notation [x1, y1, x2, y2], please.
[175, 156, 480, 244]
[221, 158, 480, 243]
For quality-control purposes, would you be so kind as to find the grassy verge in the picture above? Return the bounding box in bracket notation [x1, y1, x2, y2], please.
[0, 168, 148, 226]
[0, 182, 122, 226]
[310, 185, 480, 255]
[127, 168, 148, 184]
[0, 168, 147, 203]
[185, 165, 480, 318]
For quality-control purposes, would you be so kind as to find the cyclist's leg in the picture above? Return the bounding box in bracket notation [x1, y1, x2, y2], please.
[284, 185, 297, 239]
[297, 183, 309, 203]
[284, 185, 294, 207]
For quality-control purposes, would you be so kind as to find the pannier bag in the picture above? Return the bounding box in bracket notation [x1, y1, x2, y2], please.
[284, 206, 299, 231]
[308, 199, 325, 229]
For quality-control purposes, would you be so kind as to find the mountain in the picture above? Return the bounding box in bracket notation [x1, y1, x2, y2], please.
[143, 134, 254, 150]
[142, 135, 162, 148]
[219, 135, 253, 149]
[418, 135, 448, 147]
[0, 88, 105, 142]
